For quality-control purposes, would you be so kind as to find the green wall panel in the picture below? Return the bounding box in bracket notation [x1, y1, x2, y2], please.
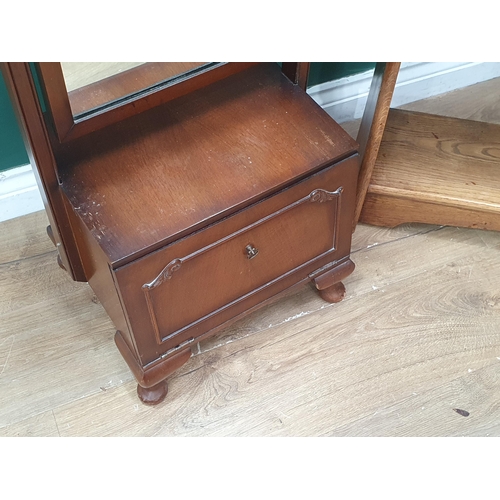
[0, 72, 29, 172]
[308, 62, 376, 87]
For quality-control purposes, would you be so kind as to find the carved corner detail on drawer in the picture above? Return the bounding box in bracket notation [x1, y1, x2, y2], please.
[142, 258, 182, 290]
[142, 258, 183, 345]
[309, 187, 343, 203]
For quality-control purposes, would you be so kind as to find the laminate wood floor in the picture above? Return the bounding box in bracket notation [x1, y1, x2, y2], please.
[2, 77, 500, 437]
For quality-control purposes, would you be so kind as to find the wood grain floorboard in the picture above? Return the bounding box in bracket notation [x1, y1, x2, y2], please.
[0, 410, 60, 437]
[329, 361, 500, 437]
[352, 222, 443, 253]
[0, 211, 53, 264]
[0, 250, 132, 428]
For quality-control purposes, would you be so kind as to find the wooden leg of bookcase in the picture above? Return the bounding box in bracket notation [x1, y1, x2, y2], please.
[354, 62, 400, 230]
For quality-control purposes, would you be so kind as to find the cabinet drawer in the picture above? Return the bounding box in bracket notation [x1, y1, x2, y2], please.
[115, 155, 358, 361]
[145, 186, 341, 341]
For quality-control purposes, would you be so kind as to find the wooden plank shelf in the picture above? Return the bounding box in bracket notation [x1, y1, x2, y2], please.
[360, 108, 500, 231]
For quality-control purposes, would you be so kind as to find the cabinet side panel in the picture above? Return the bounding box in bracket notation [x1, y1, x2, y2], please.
[62, 194, 138, 359]
[1, 62, 85, 281]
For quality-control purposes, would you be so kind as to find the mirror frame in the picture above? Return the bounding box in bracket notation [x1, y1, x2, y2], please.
[36, 62, 259, 143]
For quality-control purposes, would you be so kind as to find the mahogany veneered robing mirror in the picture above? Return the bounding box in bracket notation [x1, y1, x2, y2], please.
[35, 62, 259, 143]
[3, 61, 361, 405]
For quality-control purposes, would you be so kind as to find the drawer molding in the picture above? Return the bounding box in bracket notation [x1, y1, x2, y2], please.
[143, 259, 182, 290]
[142, 187, 343, 345]
[310, 187, 343, 203]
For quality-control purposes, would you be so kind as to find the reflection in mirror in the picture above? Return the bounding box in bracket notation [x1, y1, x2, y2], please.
[61, 62, 146, 91]
[61, 62, 210, 118]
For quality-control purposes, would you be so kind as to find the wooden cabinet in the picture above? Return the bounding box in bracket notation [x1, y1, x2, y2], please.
[3, 62, 359, 405]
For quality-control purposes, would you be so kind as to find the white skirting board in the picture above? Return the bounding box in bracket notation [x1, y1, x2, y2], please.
[0, 165, 44, 223]
[307, 62, 500, 124]
[2, 62, 500, 223]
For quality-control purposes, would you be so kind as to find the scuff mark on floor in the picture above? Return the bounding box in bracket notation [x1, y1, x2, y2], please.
[0, 335, 15, 376]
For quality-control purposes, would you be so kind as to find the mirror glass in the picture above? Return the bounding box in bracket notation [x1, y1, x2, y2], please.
[61, 62, 211, 118]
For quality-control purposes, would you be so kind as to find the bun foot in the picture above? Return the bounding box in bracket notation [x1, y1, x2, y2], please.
[318, 281, 346, 303]
[137, 380, 168, 405]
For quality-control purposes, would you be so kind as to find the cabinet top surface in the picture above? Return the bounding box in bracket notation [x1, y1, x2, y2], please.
[60, 63, 357, 266]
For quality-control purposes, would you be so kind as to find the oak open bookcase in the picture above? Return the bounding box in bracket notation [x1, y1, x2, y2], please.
[2, 62, 360, 405]
[355, 62, 500, 232]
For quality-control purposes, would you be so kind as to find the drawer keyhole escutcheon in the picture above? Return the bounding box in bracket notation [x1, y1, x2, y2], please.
[245, 244, 259, 259]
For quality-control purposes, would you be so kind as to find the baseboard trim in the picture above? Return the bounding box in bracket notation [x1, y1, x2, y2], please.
[0, 164, 44, 223]
[308, 62, 500, 124]
[3, 62, 500, 223]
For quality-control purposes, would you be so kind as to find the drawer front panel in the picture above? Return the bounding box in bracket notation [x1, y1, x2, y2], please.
[114, 155, 358, 363]
[143, 187, 341, 343]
